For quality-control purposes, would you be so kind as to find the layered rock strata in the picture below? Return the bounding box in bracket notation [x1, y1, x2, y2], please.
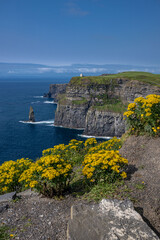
[52, 76, 160, 137]
[44, 84, 67, 102]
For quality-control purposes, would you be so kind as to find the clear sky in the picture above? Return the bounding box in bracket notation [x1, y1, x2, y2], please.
[0, 0, 160, 66]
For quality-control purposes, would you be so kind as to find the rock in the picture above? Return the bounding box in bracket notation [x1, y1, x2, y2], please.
[29, 106, 35, 122]
[44, 84, 67, 101]
[0, 191, 16, 203]
[0, 203, 9, 213]
[67, 199, 159, 240]
[84, 110, 125, 137]
[17, 189, 39, 197]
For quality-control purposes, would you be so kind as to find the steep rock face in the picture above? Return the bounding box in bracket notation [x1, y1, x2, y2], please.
[54, 76, 160, 137]
[55, 102, 88, 129]
[66, 79, 160, 103]
[84, 109, 125, 137]
[44, 84, 67, 101]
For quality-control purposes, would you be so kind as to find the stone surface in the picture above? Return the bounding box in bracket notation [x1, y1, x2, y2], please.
[29, 106, 35, 122]
[67, 199, 159, 240]
[84, 109, 125, 137]
[44, 83, 67, 101]
[0, 191, 16, 203]
[0, 203, 9, 213]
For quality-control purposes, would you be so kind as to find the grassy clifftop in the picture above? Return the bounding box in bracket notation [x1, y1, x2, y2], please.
[70, 71, 160, 86]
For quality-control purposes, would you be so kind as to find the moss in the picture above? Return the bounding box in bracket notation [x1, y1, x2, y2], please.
[92, 97, 128, 113]
[72, 97, 88, 105]
[70, 72, 160, 87]
[58, 94, 67, 104]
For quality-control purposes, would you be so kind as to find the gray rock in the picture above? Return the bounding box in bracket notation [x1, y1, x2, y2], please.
[29, 106, 35, 122]
[44, 83, 67, 101]
[0, 203, 9, 213]
[67, 199, 159, 240]
[0, 191, 16, 203]
[17, 189, 39, 197]
[84, 110, 125, 137]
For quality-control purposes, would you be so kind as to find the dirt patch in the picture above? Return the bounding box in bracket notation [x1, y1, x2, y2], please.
[0, 191, 87, 240]
[120, 135, 160, 235]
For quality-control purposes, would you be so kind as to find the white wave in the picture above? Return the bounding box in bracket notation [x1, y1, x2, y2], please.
[19, 120, 54, 125]
[78, 134, 112, 139]
[33, 96, 44, 98]
[44, 101, 57, 104]
[31, 101, 40, 104]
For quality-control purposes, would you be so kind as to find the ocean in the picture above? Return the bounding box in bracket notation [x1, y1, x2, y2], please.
[0, 80, 86, 165]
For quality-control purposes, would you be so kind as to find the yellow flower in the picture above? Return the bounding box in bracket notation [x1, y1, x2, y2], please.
[121, 172, 127, 178]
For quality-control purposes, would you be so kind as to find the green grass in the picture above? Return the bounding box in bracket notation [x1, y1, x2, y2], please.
[70, 71, 160, 86]
[0, 225, 10, 240]
[93, 101, 127, 113]
[72, 97, 88, 105]
[92, 97, 128, 113]
[135, 183, 145, 190]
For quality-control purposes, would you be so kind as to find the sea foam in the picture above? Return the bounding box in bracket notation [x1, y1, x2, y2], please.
[19, 120, 54, 125]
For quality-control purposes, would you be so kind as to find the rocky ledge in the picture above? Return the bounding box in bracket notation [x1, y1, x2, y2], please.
[68, 199, 159, 240]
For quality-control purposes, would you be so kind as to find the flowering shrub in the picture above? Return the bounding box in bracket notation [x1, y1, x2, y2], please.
[19, 155, 72, 196]
[124, 94, 160, 136]
[0, 158, 32, 194]
[84, 138, 97, 148]
[88, 137, 122, 154]
[0, 137, 128, 197]
[82, 150, 128, 183]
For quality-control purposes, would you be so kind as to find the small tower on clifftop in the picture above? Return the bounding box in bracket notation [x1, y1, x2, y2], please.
[80, 73, 83, 77]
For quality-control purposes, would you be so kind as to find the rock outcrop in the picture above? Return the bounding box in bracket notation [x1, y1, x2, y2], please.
[44, 84, 67, 102]
[67, 199, 159, 240]
[52, 74, 160, 137]
[29, 106, 35, 122]
[84, 109, 125, 137]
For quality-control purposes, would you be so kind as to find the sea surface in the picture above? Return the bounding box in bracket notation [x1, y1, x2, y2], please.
[0, 80, 86, 164]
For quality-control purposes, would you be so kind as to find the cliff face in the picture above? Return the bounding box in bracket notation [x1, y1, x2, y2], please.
[53, 74, 160, 137]
[44, 84, 67, 102]
[84, 110, 125, 137]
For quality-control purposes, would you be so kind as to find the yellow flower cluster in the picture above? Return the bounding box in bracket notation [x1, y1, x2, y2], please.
[82, 150, 128, 182]
[0, 158, 32, 194]
[0, 136, 129, 196]
[124, 94, 160, 135]
[88, 137, 121, 154]
[84, 138, 97, 148]
[19, 155, 72, 190]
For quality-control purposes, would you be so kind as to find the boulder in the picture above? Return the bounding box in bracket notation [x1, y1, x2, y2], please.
[67, 199, 159, 240]
[0, 191, 16, 203]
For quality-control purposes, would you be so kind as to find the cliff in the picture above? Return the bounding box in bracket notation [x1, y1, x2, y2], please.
[44, 83, 67, 102]
[53, 72, 160, 137]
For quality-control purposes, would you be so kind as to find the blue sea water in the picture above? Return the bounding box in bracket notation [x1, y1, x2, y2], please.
[0, 80, 85, 164]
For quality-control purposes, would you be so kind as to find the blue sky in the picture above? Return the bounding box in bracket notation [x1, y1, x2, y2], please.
[0, 0, 160, 66]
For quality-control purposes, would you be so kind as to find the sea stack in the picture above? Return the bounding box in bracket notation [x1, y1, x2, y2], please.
[29, 106, 35, 122]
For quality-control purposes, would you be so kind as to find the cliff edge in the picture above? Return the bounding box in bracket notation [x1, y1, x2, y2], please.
[48, 72, 160, 137]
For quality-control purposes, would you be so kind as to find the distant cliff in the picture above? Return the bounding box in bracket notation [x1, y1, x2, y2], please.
[47, 72, 160, 137]
[44, 84, 67, 102]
